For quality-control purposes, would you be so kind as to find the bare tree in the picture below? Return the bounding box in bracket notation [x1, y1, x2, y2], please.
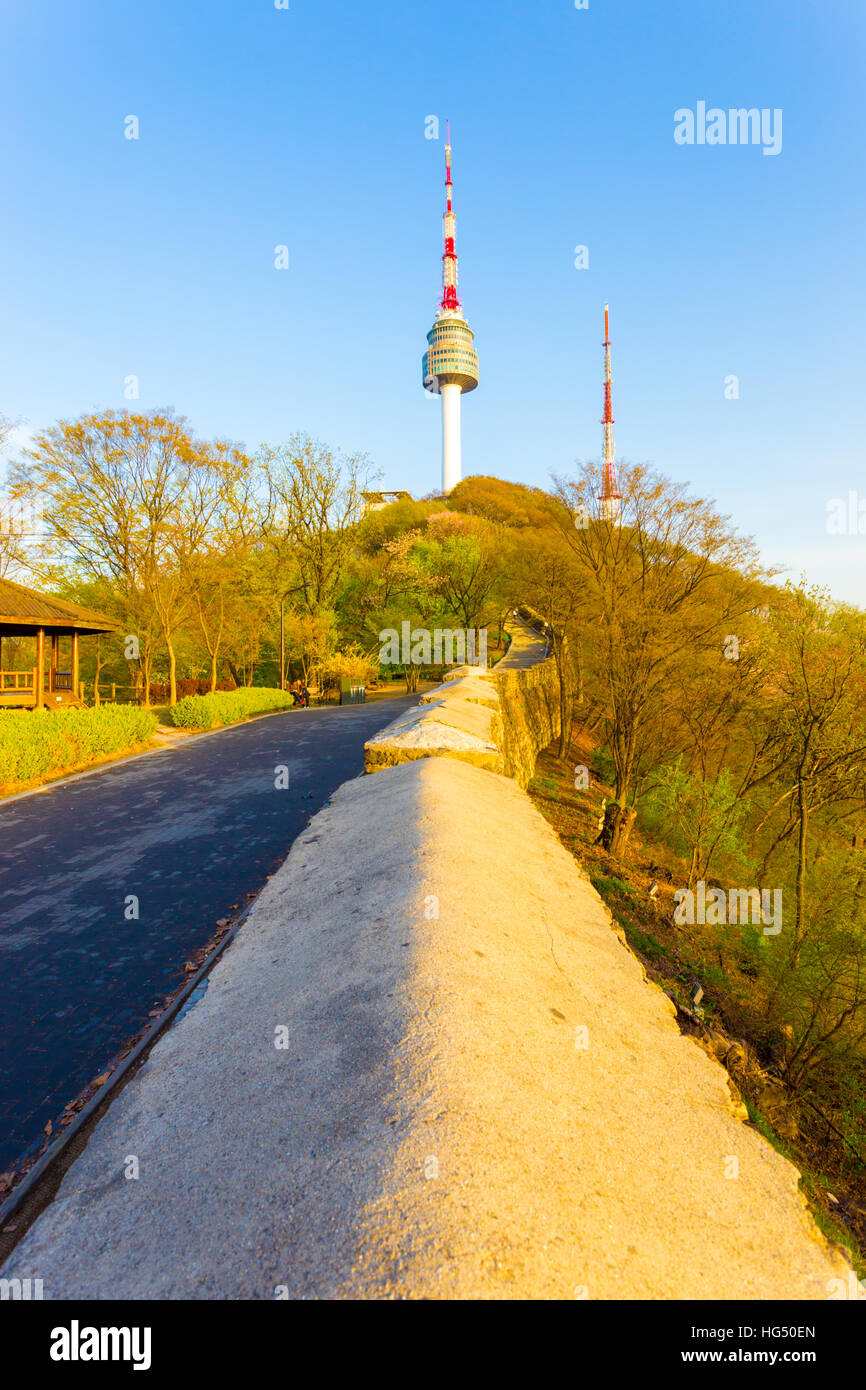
[10, 408, 252, 705]
[257, 435, 375, 612]
[553, 461, 768, 854]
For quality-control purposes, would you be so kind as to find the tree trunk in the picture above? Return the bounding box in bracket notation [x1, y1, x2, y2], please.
[596, 801, 636, 855]
[141, 652, 153, 708]
[210, 651, 218, 693]
[793, 775, 808, 966]
[688, 845, 699, 890]
[574, 636, 584, 708]
[610, 805, 637, 856]
[167, 639, 177, 707]
[596, 802, 619, 850]
[613, 735, 636, 826]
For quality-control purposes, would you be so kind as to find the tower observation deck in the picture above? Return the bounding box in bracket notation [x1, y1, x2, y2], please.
[421, 123, 479, 494]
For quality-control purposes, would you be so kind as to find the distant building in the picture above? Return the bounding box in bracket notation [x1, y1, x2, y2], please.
[361, 490, 414, 514]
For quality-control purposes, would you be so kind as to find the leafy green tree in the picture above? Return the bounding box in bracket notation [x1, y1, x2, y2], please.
[411, 512, 506, 632]
[641, 756, 745, 886]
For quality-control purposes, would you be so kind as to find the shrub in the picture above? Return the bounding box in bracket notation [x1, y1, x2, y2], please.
[148, 677, 236, 704]
[169, 687, 295, 730]
[590, 745, 616, 786]
[0, 705, 157, 787]
[318, 648, 378, 694]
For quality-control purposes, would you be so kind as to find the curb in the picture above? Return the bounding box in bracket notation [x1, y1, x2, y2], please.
[0, 900, 253, 1244]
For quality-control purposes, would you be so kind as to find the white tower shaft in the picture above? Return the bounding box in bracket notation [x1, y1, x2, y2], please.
[441, 383, 462, 494]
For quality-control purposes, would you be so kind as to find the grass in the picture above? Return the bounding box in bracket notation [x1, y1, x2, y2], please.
[620, 920, 670, 965]
[590, 871, 636, 902]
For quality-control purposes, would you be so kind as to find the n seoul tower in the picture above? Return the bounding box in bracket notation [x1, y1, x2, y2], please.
[422, 122, 479, 494]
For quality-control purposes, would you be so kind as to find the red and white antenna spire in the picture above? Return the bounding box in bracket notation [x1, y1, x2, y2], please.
[440, 120, 460, 313]
[601, 303, 622, 521]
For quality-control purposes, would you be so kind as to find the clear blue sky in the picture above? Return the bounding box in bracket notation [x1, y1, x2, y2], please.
[2, 0, 864, 601]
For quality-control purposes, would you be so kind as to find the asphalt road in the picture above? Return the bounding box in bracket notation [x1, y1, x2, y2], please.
[0, 697, 415, 1172]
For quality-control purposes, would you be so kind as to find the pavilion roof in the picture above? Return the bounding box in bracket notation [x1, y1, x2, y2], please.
[0, 576, 117, 633]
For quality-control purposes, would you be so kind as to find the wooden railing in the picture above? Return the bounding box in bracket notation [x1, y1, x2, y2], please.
[0, 669, 35, 691]
[82, 682, 136, 703]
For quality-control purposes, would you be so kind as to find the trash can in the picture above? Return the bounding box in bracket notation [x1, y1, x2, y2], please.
[339, 678, 366, 705]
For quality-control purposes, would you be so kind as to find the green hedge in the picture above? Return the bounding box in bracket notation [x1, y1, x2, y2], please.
[0, 705, 158, 787]
[169, 687, 295, 730]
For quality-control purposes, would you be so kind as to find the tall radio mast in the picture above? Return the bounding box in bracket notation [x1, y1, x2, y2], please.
[600, 303, 622, 522]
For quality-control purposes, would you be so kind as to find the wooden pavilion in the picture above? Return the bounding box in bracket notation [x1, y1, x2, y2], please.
[0, 577, 117, 710]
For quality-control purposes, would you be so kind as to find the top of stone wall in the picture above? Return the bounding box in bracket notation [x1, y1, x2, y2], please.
[363, 619, 554, 781]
